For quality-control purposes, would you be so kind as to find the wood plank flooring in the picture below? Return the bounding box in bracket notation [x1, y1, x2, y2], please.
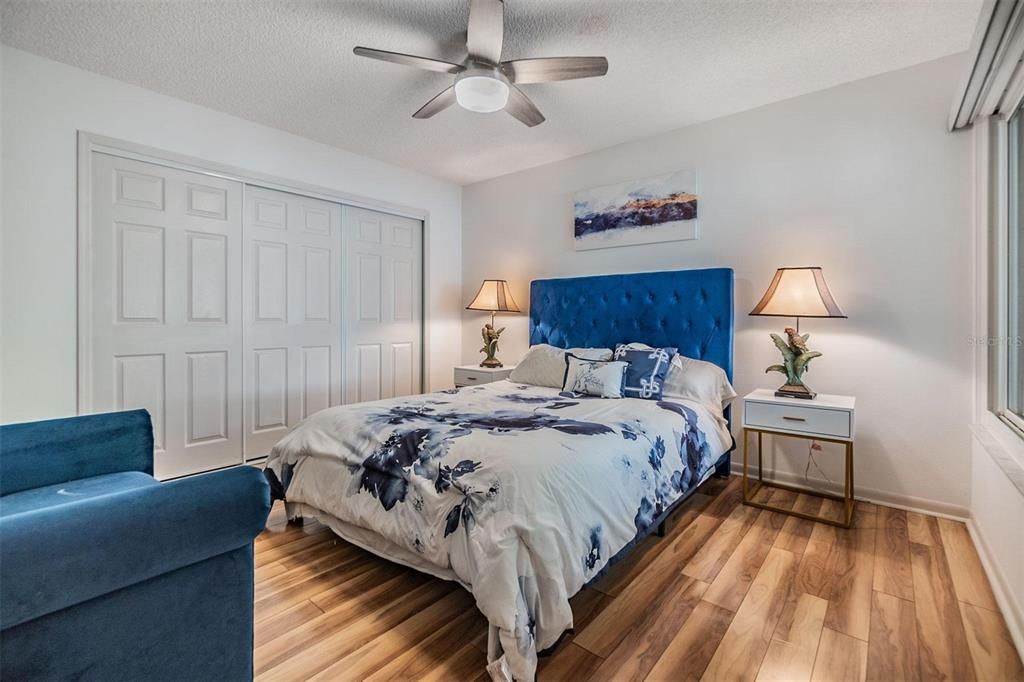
[253, 477, 1023, 681]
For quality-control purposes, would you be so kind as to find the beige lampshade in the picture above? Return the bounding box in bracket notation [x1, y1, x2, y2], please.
[466, 279, 521, 312]
[749, 267, 846, 318]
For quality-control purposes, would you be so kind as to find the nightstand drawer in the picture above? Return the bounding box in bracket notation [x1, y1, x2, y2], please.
[744, 400, 851, 439]
[454, 364, 515, 387]
[454, 367, 490, 386]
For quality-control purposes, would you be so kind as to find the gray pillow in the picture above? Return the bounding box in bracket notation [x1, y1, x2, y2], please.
[509, 344, 612, 387]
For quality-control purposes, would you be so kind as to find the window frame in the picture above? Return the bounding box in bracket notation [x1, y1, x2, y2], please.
[992, 103, 1024, 440]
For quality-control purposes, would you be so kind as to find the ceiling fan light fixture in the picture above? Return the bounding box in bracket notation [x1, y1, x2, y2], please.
[454, 71, 509, 113]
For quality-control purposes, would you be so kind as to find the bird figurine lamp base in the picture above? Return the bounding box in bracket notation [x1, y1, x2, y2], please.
[479, 311, 506, 368]
[765, 321, 821, 401]
[775, 383, 817, 400]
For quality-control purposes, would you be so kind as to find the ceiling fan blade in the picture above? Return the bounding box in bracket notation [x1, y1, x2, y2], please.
[467, 0, 504, 64]
[353, 46, 463, 74]
[412, 86, 457, 119]
[501, 56, 609, 84]
[504, 84, 544, 127]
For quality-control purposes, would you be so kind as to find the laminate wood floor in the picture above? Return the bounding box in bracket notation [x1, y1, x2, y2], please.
[253, 476, 1023, 681]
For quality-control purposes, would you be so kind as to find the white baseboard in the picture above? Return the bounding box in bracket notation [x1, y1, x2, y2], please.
[729, 463, 970, 520]
[967, 517, 1024, 662]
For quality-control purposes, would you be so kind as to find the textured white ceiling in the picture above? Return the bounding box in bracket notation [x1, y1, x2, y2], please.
[1, 0, 980, 185]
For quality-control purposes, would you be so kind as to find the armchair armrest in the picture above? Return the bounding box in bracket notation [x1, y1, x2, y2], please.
[0, 466, 270, 629]
[0, 410, 153, 496]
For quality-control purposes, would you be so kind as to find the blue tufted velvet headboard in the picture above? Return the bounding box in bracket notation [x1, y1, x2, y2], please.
[529, 268, 734, 381]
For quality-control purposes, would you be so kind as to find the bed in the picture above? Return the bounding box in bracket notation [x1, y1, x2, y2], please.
[263, 267, 735, 682]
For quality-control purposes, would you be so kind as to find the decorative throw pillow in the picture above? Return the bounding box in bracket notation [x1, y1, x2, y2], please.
[509, 345, 613, 387]
[613, 345, 677, 400]
[619, 342, 735, 407]
[562, 355, 627, 398]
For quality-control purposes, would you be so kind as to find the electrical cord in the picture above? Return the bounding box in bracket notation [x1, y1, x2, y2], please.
[804, 439, 835, 488]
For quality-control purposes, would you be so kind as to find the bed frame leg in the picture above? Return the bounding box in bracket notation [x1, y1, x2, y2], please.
[714, 454, 732, 479]
[655, 521, 666, 538]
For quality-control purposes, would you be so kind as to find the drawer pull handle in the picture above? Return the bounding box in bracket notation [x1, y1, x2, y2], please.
[465, 376, 477, 381]
[782, 416, 807, 422]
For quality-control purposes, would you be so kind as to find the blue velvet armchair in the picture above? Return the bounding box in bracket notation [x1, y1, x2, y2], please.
[0, 409, 271, 681]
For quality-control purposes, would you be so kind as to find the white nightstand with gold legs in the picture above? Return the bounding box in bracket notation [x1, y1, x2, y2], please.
[741, 389, 857, 529]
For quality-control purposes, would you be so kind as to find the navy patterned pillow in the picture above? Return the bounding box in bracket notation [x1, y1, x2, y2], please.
[613, 345, 678, 400]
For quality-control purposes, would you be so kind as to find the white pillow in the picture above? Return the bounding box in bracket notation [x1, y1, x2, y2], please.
[617, 342, 654, 351]
[618, 342, 736, 407]
[509, 344, 566, 387]
[509, 344, 612, 387]
[568, 347, 613, 361]
[664, 354, 737, 407]
[562, 355, 627, 398]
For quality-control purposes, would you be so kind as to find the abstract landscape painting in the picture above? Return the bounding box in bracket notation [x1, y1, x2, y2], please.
[573, 170, 698, 251]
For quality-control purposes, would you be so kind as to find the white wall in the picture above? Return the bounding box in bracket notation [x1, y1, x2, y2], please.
[461, 55, 974, 514]
[970, 435, 1024, 655]
[0, 47, 462, 423]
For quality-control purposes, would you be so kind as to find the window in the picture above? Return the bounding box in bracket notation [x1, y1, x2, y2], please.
[1004, 104, 1024, 432]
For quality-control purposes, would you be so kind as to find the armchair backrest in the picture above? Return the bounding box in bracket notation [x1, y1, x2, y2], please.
[0, 410, 154, 496]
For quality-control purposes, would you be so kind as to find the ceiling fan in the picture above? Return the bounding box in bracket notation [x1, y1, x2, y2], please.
[353, 0, 608, 127]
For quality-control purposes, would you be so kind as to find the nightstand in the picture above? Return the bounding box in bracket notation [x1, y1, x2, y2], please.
[454, 364, 515, 388]
[741, 389, 857, 528]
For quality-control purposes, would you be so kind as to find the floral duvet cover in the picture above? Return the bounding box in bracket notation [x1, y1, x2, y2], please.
[264, 380, 732, 681]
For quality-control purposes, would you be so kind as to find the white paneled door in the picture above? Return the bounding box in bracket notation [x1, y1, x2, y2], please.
[88, 153, 244, 479]
[342, 206, 423, 404]
[84, 150, 425, 477]
[243, 186, 342, 460]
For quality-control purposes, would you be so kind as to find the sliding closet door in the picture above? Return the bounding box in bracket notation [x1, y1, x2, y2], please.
[243, 186, 342, 460]
[88, 153, 244, 479]
[341, 206, 423, 403]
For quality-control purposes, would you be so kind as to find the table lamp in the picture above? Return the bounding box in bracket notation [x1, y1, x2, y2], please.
[749, 267, 846, 399]
[466, 279, 520, 368]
